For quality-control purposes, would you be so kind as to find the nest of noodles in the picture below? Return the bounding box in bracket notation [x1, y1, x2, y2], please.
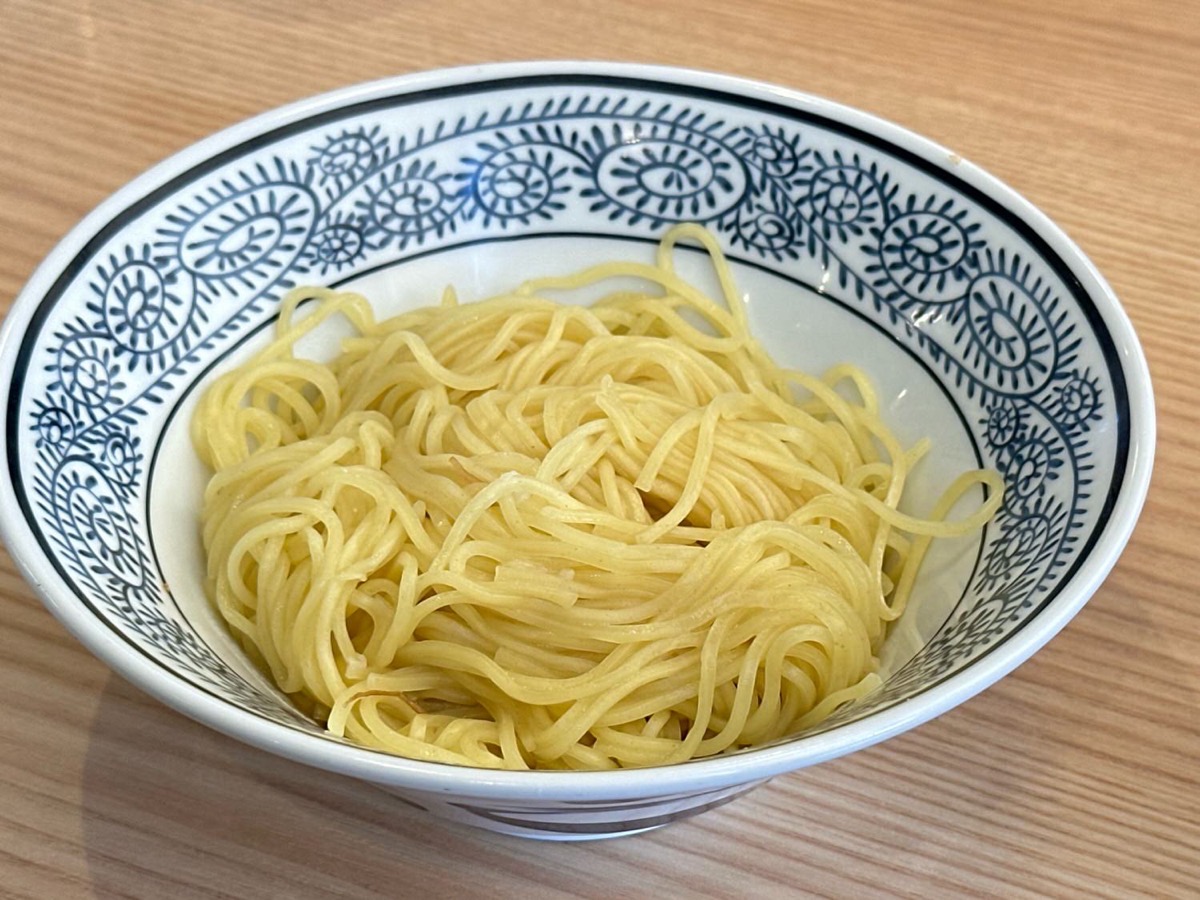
[193, 224, 1002, 770]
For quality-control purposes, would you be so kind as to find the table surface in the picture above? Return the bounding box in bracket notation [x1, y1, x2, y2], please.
[1, 1, 1197, 897]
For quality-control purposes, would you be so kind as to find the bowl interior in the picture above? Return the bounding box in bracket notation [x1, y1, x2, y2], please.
[151, 236, 989, 731]
[4, 68, 1132, 760]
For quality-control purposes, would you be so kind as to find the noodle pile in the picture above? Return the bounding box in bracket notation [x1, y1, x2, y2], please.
[192, 224, 1002, 770]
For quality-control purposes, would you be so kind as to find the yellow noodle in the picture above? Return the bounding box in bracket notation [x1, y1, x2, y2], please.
[192, 223, 1003, 770]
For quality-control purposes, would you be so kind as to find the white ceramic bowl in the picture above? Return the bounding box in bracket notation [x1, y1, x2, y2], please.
[0, 62, 1153, 839]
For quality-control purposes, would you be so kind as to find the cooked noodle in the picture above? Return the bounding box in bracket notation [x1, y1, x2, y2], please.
[192, 224, 1003, 770]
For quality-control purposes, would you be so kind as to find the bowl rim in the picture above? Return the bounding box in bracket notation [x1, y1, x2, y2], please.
[0, 60, 1156, 800]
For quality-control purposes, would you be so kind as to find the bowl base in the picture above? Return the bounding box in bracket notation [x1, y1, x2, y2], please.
[376, 778, 768, 840]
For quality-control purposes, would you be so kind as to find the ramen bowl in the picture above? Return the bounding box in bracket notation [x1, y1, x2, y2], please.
[0, 62, 1153, 839]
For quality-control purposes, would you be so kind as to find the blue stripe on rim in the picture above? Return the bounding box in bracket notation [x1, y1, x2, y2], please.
[4, 73, 1132, 768]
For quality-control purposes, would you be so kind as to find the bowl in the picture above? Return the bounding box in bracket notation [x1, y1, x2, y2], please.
[0, 62, 1154, 840]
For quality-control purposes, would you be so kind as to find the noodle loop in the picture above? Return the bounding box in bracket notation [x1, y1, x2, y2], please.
[193, 224, 1002, 770]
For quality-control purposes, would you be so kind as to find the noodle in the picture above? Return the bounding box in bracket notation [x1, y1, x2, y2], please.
[192, 223, 1003, 770]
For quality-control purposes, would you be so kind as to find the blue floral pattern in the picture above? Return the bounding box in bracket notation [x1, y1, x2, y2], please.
[13, 80, 1122, 733]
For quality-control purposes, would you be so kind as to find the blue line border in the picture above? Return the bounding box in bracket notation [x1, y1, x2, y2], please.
[4, 73, 1131, 765]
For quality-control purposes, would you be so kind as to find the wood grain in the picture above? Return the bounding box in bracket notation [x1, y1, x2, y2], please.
[1, 0, 1197, 896]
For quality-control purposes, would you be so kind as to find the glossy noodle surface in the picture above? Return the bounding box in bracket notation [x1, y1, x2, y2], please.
[193, 225, 1002, 770]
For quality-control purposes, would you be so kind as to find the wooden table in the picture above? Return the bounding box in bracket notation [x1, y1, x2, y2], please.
[1, 1, 1196, 896]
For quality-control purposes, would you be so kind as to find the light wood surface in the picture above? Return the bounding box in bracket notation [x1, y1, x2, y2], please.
[1, 1, 1196, 896]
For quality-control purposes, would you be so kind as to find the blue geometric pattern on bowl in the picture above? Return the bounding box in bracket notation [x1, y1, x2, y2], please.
[12, 76, 1126, 737]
